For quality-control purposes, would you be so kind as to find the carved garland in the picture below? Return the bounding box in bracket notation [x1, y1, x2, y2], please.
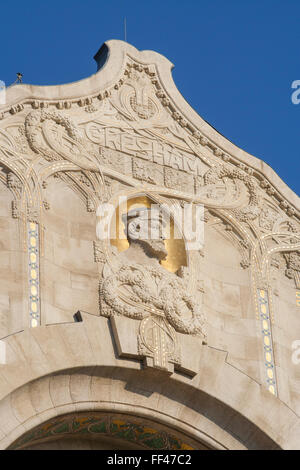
[100, 264, 206, 338]
[204, 165, 260, 221]
[24, 109, 81, 160]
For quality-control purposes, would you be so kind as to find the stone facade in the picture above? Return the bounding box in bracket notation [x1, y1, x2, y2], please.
[0, 40, 299, 450]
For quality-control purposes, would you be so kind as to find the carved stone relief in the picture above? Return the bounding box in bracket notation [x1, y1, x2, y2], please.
[259, 204, 279, 232]
[164, 167, 194, 192]
[132, 157, 164, 185]
[204, 165, 260, 221]
[99, 207, 206, 373]
[0, 40, 299, 395]
[283, 251, 300, 288]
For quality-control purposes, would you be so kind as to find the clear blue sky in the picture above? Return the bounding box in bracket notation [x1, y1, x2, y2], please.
[0, 0, 299, 194]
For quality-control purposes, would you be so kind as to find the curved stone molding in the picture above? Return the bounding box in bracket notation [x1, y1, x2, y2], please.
[0, 314, 297, 450]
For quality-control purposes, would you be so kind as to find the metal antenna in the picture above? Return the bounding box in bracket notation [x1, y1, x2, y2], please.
[124, 17, 127, 42]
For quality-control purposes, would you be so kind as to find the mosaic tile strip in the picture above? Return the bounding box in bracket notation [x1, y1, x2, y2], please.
[10, 414, 195, 450]
[28, 222, 40, 328]
[296, 291, 300, 307]
[257, 289, 277, 396]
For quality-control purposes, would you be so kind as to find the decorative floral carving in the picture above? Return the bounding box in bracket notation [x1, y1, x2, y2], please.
[213, 148, 223, 157]
[125, 69, 158, 120]
[85, 104, 99, 113]
[164, 167, 194, 192]
[93, 240, 107, 264]
[283, 251, 300, 287]
[130, 95, 156, 120]
[204, 165, 260, 221]
[86, 198, 95, 212]
[14, 125, 31, 153]
[43, 200, 50, 210]
[31, 101, 48, 109]
[132, 159, 156, 184]
[11, 200, 20, 219]
[259, 205, 279, 231]
[138, 314, 181, 370]
[279, 200, 296, 217]
[24, 109, 81, 159]
[7, 172, 22, 191]
[9, 104, 24, 115]
[79, 173, 92, 187]
[132, 158, 164, 185]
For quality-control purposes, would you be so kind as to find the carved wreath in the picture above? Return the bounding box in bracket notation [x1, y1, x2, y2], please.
[100, 263, 206, 338]
[204, 165, 260, 221]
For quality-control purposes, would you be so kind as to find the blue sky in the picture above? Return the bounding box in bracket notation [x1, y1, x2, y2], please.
[0, 0, 299, 194]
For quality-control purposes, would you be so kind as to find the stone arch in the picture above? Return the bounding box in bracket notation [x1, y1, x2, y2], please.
[0, 313, 298, 450]
[0, 366, 280, 451]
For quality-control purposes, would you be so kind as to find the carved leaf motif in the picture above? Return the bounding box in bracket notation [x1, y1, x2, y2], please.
[259, 206, 279, 231]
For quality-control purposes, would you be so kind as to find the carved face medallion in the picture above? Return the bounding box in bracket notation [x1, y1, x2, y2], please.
[124, 207, 168, 260]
